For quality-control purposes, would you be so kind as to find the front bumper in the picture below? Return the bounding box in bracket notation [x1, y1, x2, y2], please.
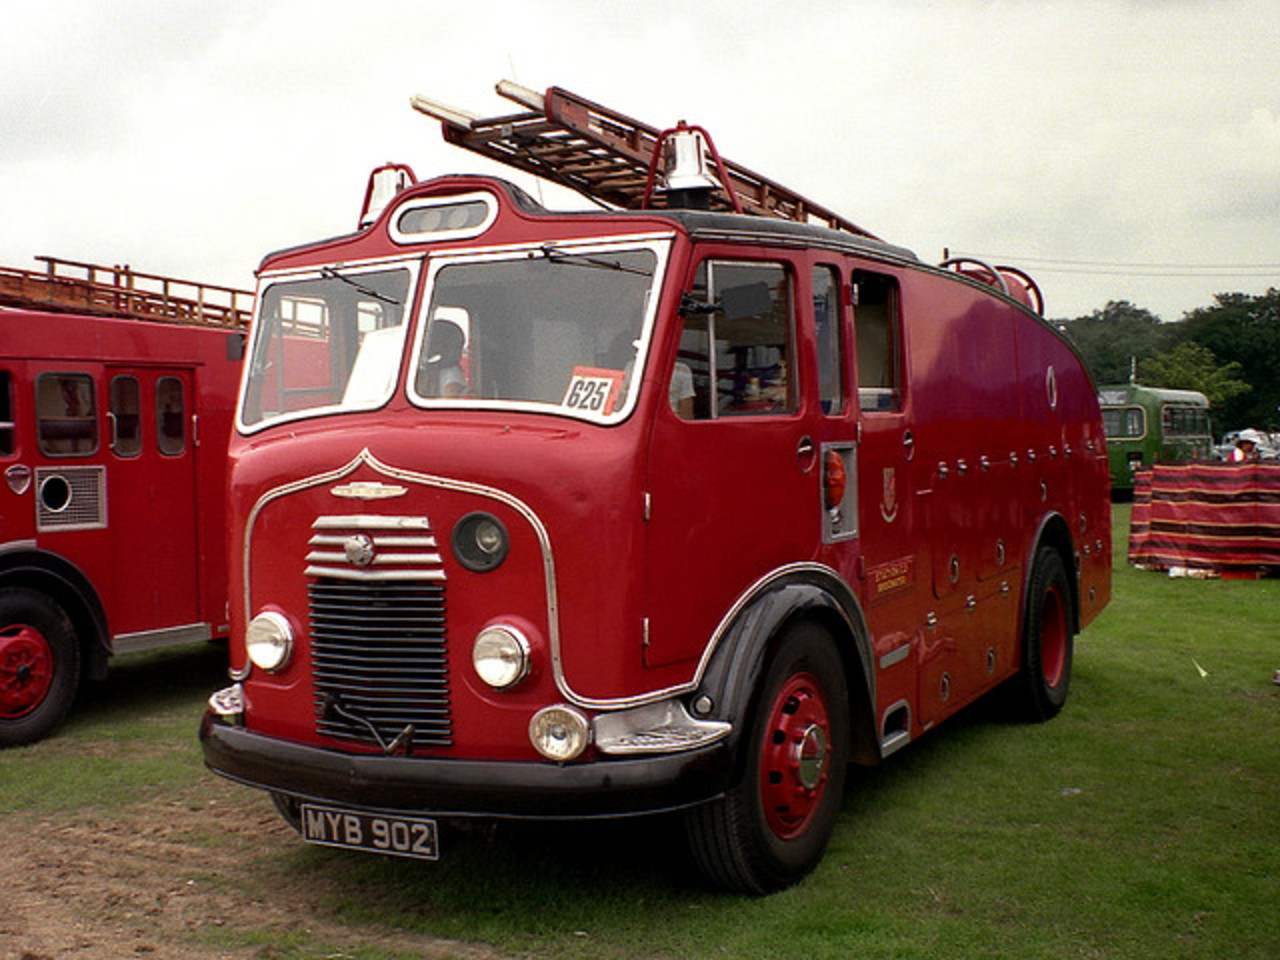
[200, 711, 734, 818]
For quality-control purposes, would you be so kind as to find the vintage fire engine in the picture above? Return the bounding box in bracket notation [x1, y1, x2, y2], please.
[200, 82, 1112, 893]
[0, 257, 249, 745]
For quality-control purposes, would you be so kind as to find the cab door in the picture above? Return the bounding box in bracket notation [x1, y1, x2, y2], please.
[847, 269, 924, 741]
[104, 367, 203, 646]
[644, 255, 819, 670]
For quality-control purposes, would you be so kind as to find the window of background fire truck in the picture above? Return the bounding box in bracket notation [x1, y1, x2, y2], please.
[675, 260, 795, 419]
[156, 376, 186, 456]
[109, 376, 141, 457]
[36, 372, 97, 456]
[408, 246, 659, 423]
[0, 370, 16, 456]
[239, 267, 410, 429]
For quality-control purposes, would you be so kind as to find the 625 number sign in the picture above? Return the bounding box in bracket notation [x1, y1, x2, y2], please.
[562, 366, 625, 415]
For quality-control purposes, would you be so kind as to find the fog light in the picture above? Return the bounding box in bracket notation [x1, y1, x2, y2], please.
[473, 625, 530, 690]
[452, 512, 509, 572]
[529, 704, 590, 762]
[246, 611, 293, 672]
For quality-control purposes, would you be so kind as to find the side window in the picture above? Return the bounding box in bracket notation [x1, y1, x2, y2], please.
[156, 377, 185, 456]
[813, 265, 844, 415]
[852, 271, 903, 412]
[0, 370, 13, 456]
[109, 376, 142, 457]
[1125, 407, 1145, 438]
[36, 372, 98, 456]
[676, 260, 794, 419]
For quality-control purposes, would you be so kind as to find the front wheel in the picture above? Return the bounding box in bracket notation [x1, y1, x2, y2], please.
[1010, 546, 1074, 722]
[685, 622, 850, 894]
[0, 587, 80, 747]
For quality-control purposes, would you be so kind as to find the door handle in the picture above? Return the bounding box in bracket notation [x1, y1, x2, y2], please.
[796, 435, 816, 472]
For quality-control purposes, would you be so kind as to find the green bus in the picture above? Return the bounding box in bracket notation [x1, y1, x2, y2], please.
[1098, 384, 1214, 491]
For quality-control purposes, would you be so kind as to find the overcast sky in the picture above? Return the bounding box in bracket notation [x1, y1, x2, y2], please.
[2, 0, 1278, 322]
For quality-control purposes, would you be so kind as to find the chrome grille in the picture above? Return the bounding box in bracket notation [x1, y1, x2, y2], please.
[305, 514, 446, 582]
[306, 515, 451, 748]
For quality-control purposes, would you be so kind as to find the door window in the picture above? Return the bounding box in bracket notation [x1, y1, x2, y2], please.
[156, 376, 185, 456]
[110, 376, 142, 457]
[813, 265, 844, 415]
[676, 260, 794, 419]
[36, 372, 97, 456]
[853, 271, 903, 412]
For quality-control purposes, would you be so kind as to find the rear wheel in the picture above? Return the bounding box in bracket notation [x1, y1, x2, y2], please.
[0, 587, 80, 747]
[685, 622, 849, 894]
[1011, 546, 1074, 721]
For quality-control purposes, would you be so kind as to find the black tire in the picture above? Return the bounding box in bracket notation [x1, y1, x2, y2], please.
[0, 587, 80, 747]
[684, 622, 850, 894]
[1010, 546, 1074, 722]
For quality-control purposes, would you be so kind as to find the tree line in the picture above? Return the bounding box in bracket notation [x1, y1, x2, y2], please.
[1057, 287, 1280, 432]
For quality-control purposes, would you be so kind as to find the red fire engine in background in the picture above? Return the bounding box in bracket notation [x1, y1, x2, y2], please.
[0, 258, 249, 746]
[200, 83, 1112, 893]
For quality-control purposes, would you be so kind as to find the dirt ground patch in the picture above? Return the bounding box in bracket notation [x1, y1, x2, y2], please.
[0, 776, 504, 960]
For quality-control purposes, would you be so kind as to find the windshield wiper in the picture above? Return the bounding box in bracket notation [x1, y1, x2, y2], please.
[321, 266, 401, 305]
[538, 244, 653, 277]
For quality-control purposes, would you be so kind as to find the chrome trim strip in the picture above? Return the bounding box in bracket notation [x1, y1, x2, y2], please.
[304, 551, 444, 566]
[878, 642, 912, 670]
[312, 515, 432, 530]
[114, 621, 212, 654]
[303, 565, 447, 582]
[308, 534, 437, 548]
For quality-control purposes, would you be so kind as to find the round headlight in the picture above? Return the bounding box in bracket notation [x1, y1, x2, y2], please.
[246, 611, 294, 672]
[452, 512, 509, 572]
[472, 625, 530, 690]
[529, 704, 591, 762]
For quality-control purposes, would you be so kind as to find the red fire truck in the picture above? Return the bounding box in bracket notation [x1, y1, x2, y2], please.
[200, 83, 1112, 892]
[0, 258, 249, 746]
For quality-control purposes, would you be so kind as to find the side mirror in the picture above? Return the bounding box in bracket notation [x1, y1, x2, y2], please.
[678, 281, 773, 320]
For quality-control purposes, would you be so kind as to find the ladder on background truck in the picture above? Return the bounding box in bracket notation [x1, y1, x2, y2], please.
[410, 81, 880, 240]
[0, 256, 253, 329]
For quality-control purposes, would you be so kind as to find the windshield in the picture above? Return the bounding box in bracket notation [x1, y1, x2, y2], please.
[239, 265, 413, 430]
[408, 241, 665, 423]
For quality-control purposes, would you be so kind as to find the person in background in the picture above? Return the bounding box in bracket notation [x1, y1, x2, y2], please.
[1229, 428, 1265, 462]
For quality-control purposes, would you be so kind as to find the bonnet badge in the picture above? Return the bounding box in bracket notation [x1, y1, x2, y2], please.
[331, 481, 407, 500]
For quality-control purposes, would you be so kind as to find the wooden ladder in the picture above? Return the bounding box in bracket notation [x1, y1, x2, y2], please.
[411, 81, 877, 239]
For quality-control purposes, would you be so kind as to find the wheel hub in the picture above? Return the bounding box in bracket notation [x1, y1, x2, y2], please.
[0, 625, 54, 718]
[794, 723, 829, 791]
[760, 672, 832, 840]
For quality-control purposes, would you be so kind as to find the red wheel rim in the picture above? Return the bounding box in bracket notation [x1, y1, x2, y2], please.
[1039, 584, 1068, 688]
[0, 624, 55, 719]
[759, 672, 831, 840]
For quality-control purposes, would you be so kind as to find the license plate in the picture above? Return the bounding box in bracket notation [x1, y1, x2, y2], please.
[299, 803, 439, 861]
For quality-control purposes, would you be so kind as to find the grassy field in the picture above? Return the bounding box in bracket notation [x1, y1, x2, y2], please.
[3, 504, 1278, 959]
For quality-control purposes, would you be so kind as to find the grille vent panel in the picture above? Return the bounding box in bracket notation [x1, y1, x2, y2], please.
[309, 579, 452, 748]
[36, 466, 106, 531]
